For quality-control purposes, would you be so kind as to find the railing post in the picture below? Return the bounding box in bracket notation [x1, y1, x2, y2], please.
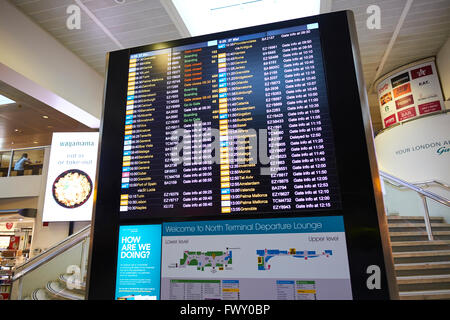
[420, 195, 434, 241]
[80, 238, 88, 283]
[7, 150, 13, 177]
[18, 277, 23, 300]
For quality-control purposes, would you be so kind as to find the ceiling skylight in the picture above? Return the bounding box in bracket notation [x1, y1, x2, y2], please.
[171, 0, 321, 36]
[0, 94, 15, 105]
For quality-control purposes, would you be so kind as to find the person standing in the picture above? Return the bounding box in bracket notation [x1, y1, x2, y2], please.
[14, 153, 32, 176]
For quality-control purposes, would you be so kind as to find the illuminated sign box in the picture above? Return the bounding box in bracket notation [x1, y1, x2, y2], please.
[42, 132, 99, 222]
[377, 59, 445, 129]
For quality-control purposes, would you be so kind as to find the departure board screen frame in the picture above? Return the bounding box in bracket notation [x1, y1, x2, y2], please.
[117, 21, 342, 219]
[87, 11, 398, 301]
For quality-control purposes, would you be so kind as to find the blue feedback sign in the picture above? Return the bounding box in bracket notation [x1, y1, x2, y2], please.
[115, 224, 162, 300]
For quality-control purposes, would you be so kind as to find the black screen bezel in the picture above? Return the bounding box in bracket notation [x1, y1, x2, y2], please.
[87, 10, 394, 300]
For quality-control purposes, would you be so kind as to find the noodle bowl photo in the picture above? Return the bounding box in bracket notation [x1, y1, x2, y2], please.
[52, 169, 93, 208]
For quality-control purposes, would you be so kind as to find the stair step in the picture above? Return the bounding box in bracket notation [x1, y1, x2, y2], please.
[399, 289, 450, 300]
[393, 250, 450, 258]
[31, 289, 51, 300]
[395, 260, 450, 276]
[45, 281, 85, 300]
[397, 275, 450, 292]
[58, 273, 86, 291]
[392, 240, 450, 247]
[397, 274, 450, 285]
[388, 215, 450, 299]
[389, 223, 450, 228]
[387, 216, 444, 222]
[395, 261, 450, 270]
[389, 223, 450, 234]
[389, 231, 450, 242]
[391, 240, 450, 252]
[390, 231, 450, 237]
[393, 250, 450, 264]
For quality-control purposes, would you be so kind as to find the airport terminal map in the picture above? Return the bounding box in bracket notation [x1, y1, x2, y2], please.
[169, 249, 233, 272]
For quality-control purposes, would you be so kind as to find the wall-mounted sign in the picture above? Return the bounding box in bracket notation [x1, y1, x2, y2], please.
[8, 236, 20, 250]
[160, 216, 352, 300]
[0, 222, 16, 232]
[374, 113, 450, 185]
[42, 132, 99, 222]
[377, 60, 445, 129]
[115, 224, 161, 300]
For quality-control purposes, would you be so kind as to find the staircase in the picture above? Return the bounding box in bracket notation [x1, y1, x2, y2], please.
[10, 225, 90, 300]
[26, 272, 86, 300]
[388, 215, 450, 300]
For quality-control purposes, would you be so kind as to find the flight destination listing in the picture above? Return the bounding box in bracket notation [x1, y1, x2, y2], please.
[119, 22, 341, 218]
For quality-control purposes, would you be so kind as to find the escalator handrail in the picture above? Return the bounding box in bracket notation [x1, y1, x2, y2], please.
[12, 225, 91, 281]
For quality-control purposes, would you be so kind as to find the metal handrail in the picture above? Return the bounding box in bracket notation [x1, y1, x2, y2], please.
[387, 177, 450, 192]
[380, 170, 450, 241]
[413, 180, 450, 191]
[12, 224, 91, 281]
[380, 171, 450, 207]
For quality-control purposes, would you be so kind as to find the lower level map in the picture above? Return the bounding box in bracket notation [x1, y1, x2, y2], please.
[169, 249, 234, 273]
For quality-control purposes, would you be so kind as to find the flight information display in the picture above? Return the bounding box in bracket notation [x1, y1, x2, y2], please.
[90, 12, 396, 301]
[119, 22, 341, 218]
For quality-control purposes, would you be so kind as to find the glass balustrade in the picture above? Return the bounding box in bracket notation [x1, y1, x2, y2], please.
[0, 147, 46, 177]
[0, 151, 12, 177]
[10, 226, 90, 300]
[380, 171, 450, 240]
[6, 170, 449, 300]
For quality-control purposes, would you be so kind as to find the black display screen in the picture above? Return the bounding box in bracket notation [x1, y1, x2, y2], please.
[88, 11, 396, 301]
[120, 23, 341, 219]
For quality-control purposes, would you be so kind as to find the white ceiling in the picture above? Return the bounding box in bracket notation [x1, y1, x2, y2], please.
[332, 0, 450, 130]
[0, 213, 34, 224]
[8, 0, 450, 132]
[10, 0, 181, 75]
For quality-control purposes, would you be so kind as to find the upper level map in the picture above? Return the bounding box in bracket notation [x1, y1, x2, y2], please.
[257, 248, 332, 270]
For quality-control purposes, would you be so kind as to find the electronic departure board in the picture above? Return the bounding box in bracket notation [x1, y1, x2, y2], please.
[119, 22, 340, 218]
[88, 11, 398, 302]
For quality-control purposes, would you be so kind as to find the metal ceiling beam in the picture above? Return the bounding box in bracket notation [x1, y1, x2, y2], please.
[74, 0, 124, 49]
[369, 0, 414, 92]
[160, 0, 191, 38]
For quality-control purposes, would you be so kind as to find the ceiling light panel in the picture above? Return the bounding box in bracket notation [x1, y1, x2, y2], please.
[0, 94, 15, 105]
[172, 0, 321, 36]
